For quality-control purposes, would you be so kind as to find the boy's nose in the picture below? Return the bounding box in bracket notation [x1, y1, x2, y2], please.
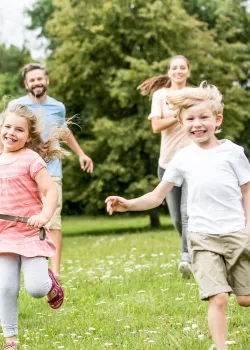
[193, 120, 202, 127]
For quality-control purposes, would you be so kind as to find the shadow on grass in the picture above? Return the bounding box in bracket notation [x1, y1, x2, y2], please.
[63, 223, 174, 237]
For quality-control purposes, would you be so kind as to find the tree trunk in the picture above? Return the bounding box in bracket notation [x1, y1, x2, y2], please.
[149, 208, 161, 228]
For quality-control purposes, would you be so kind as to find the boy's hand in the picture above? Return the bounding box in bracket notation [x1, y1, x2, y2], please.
[105, 196, 130, 215]
[27, 215, 49, 228]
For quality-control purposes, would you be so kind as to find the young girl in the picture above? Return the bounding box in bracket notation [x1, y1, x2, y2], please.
[0, 104, 66, 350]
[106, 83, 250, 350]
[138, 55, 192, 278]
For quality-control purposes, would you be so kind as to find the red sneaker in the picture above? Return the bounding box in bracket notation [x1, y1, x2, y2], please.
[47, 268, 64, 309]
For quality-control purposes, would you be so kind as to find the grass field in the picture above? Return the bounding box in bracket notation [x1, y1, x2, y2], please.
[11, 215, 250, 349]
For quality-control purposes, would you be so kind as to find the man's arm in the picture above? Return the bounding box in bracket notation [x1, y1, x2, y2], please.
[65, 132, 93, 173]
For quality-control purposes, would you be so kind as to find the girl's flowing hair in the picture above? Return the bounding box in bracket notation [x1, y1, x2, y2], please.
[2, 104, 70, 162]
[137, 55, 190, 99]
[137, 75, 171, 99]
[166, 81, 224, 133]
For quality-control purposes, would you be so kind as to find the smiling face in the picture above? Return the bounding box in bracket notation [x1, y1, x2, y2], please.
[24, 69, 49, 99]
[1, 113, 30, 153]
[168, 57, 190, 88]
[181, 101, 223, 149]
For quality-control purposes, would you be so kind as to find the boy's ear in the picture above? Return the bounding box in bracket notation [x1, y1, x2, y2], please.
[216, 113, 223, 126]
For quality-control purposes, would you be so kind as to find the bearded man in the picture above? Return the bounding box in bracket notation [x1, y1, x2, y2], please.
[8, 63, 93, 278]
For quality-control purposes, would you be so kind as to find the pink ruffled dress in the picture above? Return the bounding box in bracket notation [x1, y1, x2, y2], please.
[0, 148, 56, 257]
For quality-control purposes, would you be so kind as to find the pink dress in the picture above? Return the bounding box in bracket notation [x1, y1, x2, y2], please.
[0, 148, 56, 257]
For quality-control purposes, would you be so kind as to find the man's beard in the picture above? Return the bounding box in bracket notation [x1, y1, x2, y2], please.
[29, 85, 47, 98]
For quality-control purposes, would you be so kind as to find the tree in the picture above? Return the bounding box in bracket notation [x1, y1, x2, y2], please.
[26, 0, 55, 51]
[27, 0, 250, 219]
[183, 0, 250, 154]
[0, 45, 31, 110]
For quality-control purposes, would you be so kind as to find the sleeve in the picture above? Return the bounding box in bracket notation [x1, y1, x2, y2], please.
[61, 103, 66, 119]
[162, 154, 184, 187]
[148, 90, 163, 120]
[232, 147, 250, 186]
[59, 103, 67, 127]
[28, 152, 47, 180]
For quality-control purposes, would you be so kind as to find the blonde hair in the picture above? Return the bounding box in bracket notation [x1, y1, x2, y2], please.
[137, 55, 190, 99]
[2, 104, 70, 162]
[167, 82, 224, 133]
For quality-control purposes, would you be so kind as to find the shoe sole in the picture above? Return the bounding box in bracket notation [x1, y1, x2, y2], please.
[178, 264, 192, 279]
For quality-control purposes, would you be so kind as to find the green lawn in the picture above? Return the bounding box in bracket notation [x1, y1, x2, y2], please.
[13, 216, 250, 349]
[61, 215, 173, 236]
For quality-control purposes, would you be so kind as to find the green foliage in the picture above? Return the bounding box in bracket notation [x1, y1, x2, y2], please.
[63, 116, 160, 215]
[27, 0, 250, 214]
[183, 0, 250, 82]
[26, 0, 56, 50]
[0, 45, 31, 110]
[183, 0, 250, 154]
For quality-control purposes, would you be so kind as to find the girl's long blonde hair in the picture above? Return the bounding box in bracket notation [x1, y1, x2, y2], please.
[2, 104, 70, 162]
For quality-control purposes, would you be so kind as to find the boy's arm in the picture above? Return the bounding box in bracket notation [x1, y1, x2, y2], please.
[241, 181, 250, 231]
[105, 181, 174, 215]
[27, 168, 58, 228]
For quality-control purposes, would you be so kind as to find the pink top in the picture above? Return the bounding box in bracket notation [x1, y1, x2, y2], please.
[0, 148, 56, 257]
[148, 87, 191, 169]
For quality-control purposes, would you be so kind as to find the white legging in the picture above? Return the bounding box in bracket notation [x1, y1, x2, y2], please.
[0, 254, 52, 337]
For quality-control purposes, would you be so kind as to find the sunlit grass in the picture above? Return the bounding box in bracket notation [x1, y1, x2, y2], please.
[7, 216, 250, 349]
[61, 215, 173, 236]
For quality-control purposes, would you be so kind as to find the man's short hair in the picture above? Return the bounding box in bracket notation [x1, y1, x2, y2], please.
[22, 63, 48, 80]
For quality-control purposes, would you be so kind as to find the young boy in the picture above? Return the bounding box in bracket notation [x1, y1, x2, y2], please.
[105, 83, 250, 350]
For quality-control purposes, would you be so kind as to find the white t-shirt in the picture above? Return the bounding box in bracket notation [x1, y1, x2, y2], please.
[148, 88, 190, 169]
[163, 140, 250, 234]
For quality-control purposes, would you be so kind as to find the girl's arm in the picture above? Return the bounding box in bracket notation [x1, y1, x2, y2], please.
[105, 181, 174, 215]
[151, 115, 178, 133]
[27, 168, 58, 228]
[241, 181, 250, 231]
[149, 91, 177, 133]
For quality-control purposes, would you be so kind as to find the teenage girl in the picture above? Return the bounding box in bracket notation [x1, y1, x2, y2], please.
[138, 55, 191, 277]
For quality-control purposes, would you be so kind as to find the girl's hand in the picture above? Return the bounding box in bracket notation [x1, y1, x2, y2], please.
[27, 215, 49, 228]
[105, 196, 130, 215]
